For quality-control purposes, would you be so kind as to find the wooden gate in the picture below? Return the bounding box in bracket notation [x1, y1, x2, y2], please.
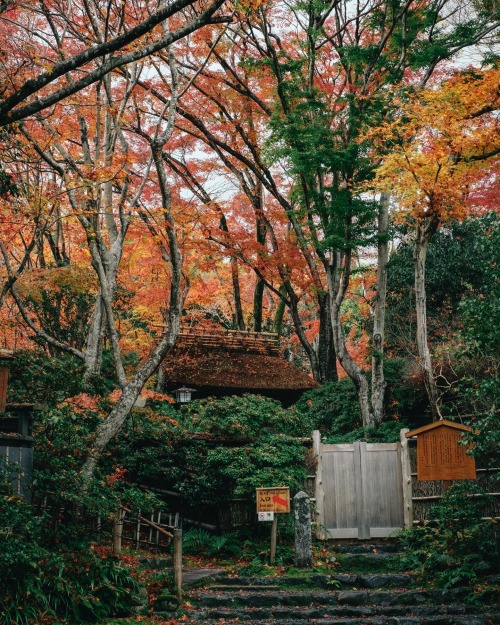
[314, 434, 404, 539]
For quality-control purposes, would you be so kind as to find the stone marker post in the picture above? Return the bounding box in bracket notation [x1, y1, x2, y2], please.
[294, 491, 312, 568]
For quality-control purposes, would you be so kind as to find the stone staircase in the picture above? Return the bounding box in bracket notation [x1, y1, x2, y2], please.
[186, 543, 500, 625]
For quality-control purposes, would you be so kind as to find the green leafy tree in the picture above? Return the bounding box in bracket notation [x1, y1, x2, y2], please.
[386, 213, 500, 420]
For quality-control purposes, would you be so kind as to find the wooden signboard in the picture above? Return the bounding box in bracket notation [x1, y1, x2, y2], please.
[256, 487, 290, 513]
[406, 420, 476, 481]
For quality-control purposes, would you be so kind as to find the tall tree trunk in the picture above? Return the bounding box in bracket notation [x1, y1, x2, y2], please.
[83, 295, 105, 381]
[317, 291, 338, 383]
[253, 279, 265, 332]
[253, 192, 266, 332]
[218, 213, 245, 330]
[371, 192, 390, 425]
[327, 260, 375, 428]
[414, 219, 441, 420]
[81, 319, 181, 482]
[231, 257, 245, 330]
[273, 285, 287, 337]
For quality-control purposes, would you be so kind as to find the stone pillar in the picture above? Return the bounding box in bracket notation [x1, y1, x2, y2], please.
[294, 490, 312, 568]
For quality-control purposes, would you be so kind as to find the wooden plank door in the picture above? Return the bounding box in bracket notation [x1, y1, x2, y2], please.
[316, 441, 403, 539]
[361, 443, 404, 538]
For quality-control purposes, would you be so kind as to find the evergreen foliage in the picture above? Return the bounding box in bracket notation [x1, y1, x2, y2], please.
[399, 482, 499, 589]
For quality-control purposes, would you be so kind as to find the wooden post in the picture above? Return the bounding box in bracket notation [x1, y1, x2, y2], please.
[312, 430, 325, 540]
[136, 510, 141, 549]
[312, 429, 321, 458]
[113, 508, 124, 555]
[400, 429, 414, 529]
[354, 441, 369, 540]
[270, 514, 278, 565]
[173, 528, 183, 602]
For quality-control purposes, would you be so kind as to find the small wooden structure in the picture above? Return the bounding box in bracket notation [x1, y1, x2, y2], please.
[161, 326, 319, 406]
[405, 420, 476, 481]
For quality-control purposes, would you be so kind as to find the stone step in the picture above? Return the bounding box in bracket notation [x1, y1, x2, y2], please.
[190, 587, 499, 609]
[210, 573, 415, 590]
[190, 607, 500, 625]
[194, 604, 500, 618]
[331, 542, 402, 554]
[328, 552, 403, 575]
[212, 576, 282, 586]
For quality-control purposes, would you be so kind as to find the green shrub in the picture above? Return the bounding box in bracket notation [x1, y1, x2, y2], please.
[398, 482, 499, 589]
[323, 419, 407, 443]
[180, 393, 310, 438]
[203, 433, 307, 500]
[7, 349, 117, 405]
[143, 395, 310, 506]
[0, 484, 143, 625]
[294, 379, 361, 435]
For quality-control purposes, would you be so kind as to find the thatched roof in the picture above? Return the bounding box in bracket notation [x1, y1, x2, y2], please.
[161, 328, 318, 404]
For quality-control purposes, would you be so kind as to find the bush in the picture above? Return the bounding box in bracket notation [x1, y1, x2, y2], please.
[122, 395, 309, 508]
[7, 349, 117, 405]
[323, 420, 407, 444]
[183, 527, 243, 558]
[398, 482, 499, 589]
[180, 393, 310, 438]
[0, 483, 143, 625]
[294, 379, 361, 435]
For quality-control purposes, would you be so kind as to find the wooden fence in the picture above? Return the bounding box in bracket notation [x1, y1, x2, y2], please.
[117, 509, 181, 551]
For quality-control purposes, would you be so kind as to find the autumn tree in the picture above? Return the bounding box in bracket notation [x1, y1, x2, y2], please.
[368, 66, 500, 419]
[0, 0, 231, 127]
[0, 2, 241, 480]
[152, 0, 498, 426]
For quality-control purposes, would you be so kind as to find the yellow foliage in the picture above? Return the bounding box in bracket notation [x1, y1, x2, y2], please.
[16, 265, 97, 302]
[364, 67, 500, 225]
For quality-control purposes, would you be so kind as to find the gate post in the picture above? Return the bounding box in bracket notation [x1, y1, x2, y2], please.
[400, 429, 413, 528]
[312, 430, 325, 539]
[354, 441, 370, 539]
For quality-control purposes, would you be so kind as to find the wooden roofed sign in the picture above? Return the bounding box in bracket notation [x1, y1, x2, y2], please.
[406, 420, 476, 481]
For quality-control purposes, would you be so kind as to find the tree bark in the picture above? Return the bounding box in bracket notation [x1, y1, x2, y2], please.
[83, 295, 105, 381]
[414, 219, 442, 420]
[327, 259, 375, 428]
[253, 200, 267, 332]
[273, 285, 287, 337]
[371, 192, 390, 425]
[317, 291, 338, 383]
[231, 258, 245, 330]
[253, 279, 265, 332]
[81, 322, 180, 481]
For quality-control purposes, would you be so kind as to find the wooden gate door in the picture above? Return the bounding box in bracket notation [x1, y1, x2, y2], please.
[315, 441, 404, 539]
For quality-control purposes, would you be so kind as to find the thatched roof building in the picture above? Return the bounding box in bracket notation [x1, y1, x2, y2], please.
[161, 327, 319, 406]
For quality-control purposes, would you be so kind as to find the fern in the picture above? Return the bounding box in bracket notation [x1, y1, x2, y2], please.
[183, 527, 242, 558]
